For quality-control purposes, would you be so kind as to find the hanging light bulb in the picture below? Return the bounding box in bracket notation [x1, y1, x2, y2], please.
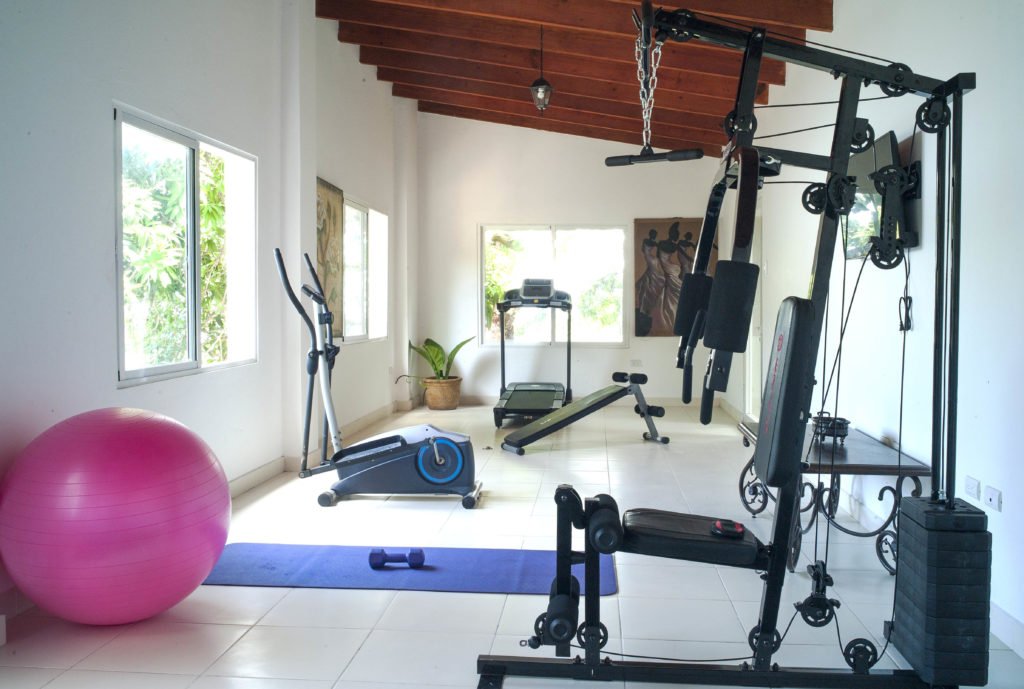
[530, 26, 552, 112]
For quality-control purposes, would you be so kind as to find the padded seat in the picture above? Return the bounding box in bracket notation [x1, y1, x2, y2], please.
[620, 508, 766, 568]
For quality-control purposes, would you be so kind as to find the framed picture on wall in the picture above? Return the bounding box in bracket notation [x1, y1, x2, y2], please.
[633, 217, 712, 337]
[315, 177, 344, 336]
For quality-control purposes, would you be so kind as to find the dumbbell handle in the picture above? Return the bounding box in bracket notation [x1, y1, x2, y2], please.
[368, 548, 425, 569]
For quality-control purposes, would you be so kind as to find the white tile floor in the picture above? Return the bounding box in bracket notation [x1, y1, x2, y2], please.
[1, 404, 1021, 688]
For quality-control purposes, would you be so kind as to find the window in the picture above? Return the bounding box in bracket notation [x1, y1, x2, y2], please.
[116, 108, 256, 382]
[340, 200, 388, 341]
[481, 225, 625, 344]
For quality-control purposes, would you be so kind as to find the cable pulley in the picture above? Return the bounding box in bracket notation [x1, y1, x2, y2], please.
[849, 121, 875, 153]
[724, 109, 758, 137]
[843, 638, 880, 673]
[747, 626, 782, 654]
[801, 182, 827, 214]
[879, 62, 913, 97]
[916, 97, 951, 133]
[576, 621, 609, 649]
[827, 176, 857, 214]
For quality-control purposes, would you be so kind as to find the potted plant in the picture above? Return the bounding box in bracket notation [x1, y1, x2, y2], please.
[403, 336, 474, 410]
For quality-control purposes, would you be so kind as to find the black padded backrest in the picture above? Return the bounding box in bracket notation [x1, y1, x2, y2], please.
[703, 260, 760, 353]
[753, 297, 816, 488]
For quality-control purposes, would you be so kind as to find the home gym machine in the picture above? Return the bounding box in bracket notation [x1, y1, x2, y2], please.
[493, 279, 573, 427]
[500, 371, 669, 455]
[478, 2, 986, 687]
[275, 248, 482, 509]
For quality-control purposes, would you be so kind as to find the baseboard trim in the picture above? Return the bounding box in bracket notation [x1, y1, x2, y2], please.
[992, 598, 1024, 657]
[228, 457, 285, 498]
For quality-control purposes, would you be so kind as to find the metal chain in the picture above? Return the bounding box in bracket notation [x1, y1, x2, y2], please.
[635, 36, 663, 148]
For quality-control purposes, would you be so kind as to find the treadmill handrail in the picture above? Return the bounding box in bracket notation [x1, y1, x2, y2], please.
[496, 285, 573, 402]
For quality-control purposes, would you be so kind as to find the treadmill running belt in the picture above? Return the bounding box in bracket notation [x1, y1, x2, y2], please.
[506, 389, 560, 410]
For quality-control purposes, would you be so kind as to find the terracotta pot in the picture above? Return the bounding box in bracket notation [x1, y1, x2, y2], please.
[422, 376, 462, 410]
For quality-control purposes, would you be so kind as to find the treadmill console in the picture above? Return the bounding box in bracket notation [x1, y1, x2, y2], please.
[500, 279, 571, 310]
[521, 278, 554, 300]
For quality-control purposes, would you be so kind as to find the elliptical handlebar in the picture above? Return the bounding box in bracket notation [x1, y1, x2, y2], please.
[274, 248, 316, 346]
[301, 284, 326, 305]
[275, 246, 345, 467]
[302, 252, 328, 303]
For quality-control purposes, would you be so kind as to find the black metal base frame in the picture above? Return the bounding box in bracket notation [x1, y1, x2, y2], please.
[477, 656, 937, 689]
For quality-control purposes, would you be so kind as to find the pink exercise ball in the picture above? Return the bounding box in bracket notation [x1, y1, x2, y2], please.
[0, 408, 230, 625]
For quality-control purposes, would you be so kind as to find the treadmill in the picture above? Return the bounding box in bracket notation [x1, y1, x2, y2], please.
[493, 279, 572, 428]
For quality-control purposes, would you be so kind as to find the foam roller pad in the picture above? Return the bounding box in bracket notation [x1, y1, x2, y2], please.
[703, 261, 760, 353]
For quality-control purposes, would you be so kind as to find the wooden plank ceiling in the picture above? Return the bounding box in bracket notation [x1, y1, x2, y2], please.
[315, 0, 833, 155]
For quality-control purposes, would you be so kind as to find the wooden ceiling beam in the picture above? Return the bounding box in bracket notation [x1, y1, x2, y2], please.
[394, 84, 727, 147]
[326, 0, 787, 84]
[417, 101, 721, 156]
[343, 24, 750, 101]
[317, 0, 820, 37]
[605, 0, 831, 32]
[360, 47, 768, 116]
[377, 68, 727, 134]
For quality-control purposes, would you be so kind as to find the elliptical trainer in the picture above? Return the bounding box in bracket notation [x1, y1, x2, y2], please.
[275, 248, 482, 508]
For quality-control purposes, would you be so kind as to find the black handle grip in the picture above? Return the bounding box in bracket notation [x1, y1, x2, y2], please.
[275, 248, 316, 345]
[604, 148, 704, 167]
[700, 388, 715, 425]
[681, 309, 706, 404]
[605, 154, 636, 167]
[301, 284, 325, 305]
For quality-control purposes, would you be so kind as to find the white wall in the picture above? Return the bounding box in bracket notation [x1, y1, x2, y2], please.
[310, 28, 401, 433]
[415, 115, 722, 402]
[757, 0, 1024, 644]
[0, 0, 301, 614]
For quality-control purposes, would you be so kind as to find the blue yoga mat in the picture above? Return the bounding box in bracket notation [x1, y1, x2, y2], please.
[204, 543, 616, 595]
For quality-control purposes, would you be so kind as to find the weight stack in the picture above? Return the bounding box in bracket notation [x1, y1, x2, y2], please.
[889, 497, 991, 686]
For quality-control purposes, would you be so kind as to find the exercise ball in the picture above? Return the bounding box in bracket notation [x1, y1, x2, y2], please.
[0, 408, 230, 625]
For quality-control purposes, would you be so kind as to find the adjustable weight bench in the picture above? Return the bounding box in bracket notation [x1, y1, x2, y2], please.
[477, 297, 933, 688]
[500, 372, 668, 455]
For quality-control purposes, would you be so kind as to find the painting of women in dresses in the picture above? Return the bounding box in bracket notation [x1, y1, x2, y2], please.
[634, 217, 709, 337]
[316, 177, 344, 336]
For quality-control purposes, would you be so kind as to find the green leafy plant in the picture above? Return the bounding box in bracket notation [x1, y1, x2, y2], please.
[408, 337, 473, 379]
[122, 144, 229, 367]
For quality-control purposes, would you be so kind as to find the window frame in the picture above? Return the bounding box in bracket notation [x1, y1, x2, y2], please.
[114, 105, 258, 385]
[337, 196, 389, 345]
[478, 223, 628, 348]
[341, 197, 370, 343]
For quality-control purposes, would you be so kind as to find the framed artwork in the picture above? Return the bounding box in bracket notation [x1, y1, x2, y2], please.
[633, 217, 712, 337]
[315, 177, 344, 336]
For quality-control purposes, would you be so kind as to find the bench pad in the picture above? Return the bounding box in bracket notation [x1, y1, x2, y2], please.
[620, 508, 765, 568]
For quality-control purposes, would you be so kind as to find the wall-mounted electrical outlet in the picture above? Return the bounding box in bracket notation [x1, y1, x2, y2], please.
[983, 486, 1002, 512]
[965, 475, 981, 500]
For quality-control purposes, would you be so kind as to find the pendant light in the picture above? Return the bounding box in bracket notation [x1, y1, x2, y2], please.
[530, 26, 553, 112]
